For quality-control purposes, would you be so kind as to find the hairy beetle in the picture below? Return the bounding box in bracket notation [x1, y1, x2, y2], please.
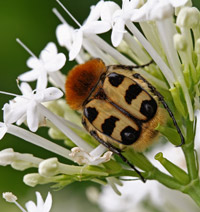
[65, 59, 184, 182]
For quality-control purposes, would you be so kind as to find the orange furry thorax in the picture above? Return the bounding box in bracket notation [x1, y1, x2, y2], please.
[65, 59, 106, 110]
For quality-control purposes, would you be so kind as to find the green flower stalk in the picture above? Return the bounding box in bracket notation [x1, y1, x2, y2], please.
[1, 0, 200, 210]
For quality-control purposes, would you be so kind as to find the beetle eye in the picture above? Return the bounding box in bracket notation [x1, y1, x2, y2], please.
[120, 126, 140, 145]
[140, 99, 157, 120]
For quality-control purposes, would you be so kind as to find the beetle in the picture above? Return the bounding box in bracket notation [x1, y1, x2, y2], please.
[65, 58, 184, 182]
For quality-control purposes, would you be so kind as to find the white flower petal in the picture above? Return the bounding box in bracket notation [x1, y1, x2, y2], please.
[111, 19, 125, 47]
[19, 82, 33, 95]
[169, 0, 188, 7]
[26, 57, 41, 69]
[131, 0, 156, 22]
[3, 102, 27, 124]
[150, 2, 173, 20]
[25, 201, 37, 212]
[40, 42, 57, 62]
[85, 0, 104, 23]
[83, 21, 111, 34]
[101, 1, 120, 23]
[0, 123, 8, 140]
[69, 30, 83, 61]
[42, 192, 52, 212]
[26, 102, 39, 132]
[44, 53, 66, 72]
[56, 24, 74, 48]
[36, 72, 48, 91]
[38, 87, 63, 102]
[36, 192, 44, 208]
[16, 114, 26, 126]
[18, 70, 39, 82]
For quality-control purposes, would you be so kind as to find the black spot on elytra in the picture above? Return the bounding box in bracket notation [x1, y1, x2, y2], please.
[125, 84, 142, 104]
[140, 99, 157, 120]
[101, 116, 119, 136]
[84, 107, 98, 123]
[108, 73, 124, 87]
[120, 126, 140, 145]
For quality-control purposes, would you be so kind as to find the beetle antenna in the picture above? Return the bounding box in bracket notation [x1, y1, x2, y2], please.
[90, 130, 146, 182]
[130, 60, 154, 69]
[133, 73, 185, 147]
[107, 60, 154, 71]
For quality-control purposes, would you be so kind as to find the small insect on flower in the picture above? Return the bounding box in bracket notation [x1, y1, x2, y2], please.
[65, 59, 185, 181]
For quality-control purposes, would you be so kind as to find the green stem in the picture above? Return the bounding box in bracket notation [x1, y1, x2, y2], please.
[182, 144, 198, 180]
[182, 179, 200, 207]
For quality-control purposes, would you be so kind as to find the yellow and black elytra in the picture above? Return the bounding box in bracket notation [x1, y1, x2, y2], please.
[65, 59, 185, 182]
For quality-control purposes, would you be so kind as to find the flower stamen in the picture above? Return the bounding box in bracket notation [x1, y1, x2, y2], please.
[16, 38, 37, 58]
[56, 0, 81, 28]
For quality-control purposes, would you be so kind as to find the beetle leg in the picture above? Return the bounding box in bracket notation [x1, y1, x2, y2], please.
[90, 130, 146, 183]
[132, 73, 185, 147]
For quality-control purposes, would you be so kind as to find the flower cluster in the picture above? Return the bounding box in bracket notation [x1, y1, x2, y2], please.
[1, 0, 200, 209]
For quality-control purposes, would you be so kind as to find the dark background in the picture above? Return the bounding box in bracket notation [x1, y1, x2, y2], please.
[0, 0, 199, 211]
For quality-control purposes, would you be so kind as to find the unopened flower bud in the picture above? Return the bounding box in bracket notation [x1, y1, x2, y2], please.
[39, 158, 59, 177]
[23, 173, 46, 187]
[11, 161, 34, 171]
[177, 7, 200, 28]
[0, 149, 15, 166]
[173, 33, 187, 51]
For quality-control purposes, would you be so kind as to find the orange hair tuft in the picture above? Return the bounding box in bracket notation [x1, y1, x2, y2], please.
[65, 59, 106, 110]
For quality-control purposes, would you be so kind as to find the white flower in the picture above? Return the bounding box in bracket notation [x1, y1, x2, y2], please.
[18, 42, 66, 90]
[69, 147, 112, 165]
[3, 82, 63, 132]
[131, 0, 188, 21]
[25, 192, 52, 212]
[69, 1, 110, 60]
[101, 0, 140, 47]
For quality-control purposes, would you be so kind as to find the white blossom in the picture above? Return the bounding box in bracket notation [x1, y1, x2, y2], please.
[3, 82, 63, 132]
[69, 147, 112, 165]
[68, 1, 110, 60]
[101, 0, 140, 47]
[18, 42, 66, 90]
